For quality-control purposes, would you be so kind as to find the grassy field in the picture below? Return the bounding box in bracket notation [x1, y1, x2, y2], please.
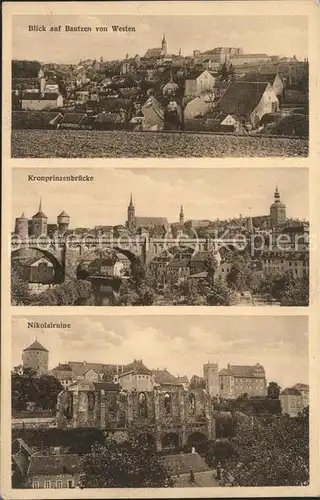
[12, 129, 308, 158]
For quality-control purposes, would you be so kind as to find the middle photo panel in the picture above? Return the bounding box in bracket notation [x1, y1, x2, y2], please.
[11, 167, 309, 307]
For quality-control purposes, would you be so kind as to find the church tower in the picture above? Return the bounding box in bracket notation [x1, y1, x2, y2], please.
[14, 212, 29, 238]
[161, 34, 167, 56]
[32, 198, 48, 237]
[270, 186, 286, 228]
[127, 193, 136, 232]
[179, 205, 184, 224]
[203, 362, 219, 398]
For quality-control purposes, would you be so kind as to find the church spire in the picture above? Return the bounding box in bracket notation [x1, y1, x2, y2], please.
[129, 192, 133, 207]
[179, 204, 184, 224]
[274, 185, 280, 202]
[39, 197, 43, 213]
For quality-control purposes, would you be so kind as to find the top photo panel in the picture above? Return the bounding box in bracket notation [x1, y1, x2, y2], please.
[11, 14, 309, 158]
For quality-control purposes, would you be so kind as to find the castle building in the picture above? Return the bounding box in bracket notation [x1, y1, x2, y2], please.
[219, 363, 267, 399]
[22, 339, 49, 373]
[31, 199, 48, 237]
[270, 186, 286, 228]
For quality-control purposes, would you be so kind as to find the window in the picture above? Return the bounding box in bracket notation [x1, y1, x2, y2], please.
[88, 392, 95, 412]
[56, 480, 62, 488]
[44, 480, 51, 488]
[164, 393, 172, 414]
[189, 393, 196, 415]
[32, 481, 40, 489]
[138, 392, 148, 417]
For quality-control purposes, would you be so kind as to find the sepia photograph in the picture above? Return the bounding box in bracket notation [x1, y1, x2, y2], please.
[11, 167, 309, 307]
[11, 314, 309, 489]
[11, 14, 309, 158]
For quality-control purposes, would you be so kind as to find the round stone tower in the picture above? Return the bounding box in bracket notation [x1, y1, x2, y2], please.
[14, 212, 29, 238]
[57, 210, 70, 235]
[22, 339, 49, 373]
[32, 198, 48, 237]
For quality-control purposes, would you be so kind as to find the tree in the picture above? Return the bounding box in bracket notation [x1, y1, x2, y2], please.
[204, 253, 218, 286]
[11, 263, 31, 305]
[35, 279, 94, 306]
[267, 382, 281, 399]
[80, 437, 173, 488]
[217, 63, 235, 83]
[220, 413, 309, 486]
[12, 366, 63, 411]
[189, 375, 206, 389]
[206, 277, 231, 305]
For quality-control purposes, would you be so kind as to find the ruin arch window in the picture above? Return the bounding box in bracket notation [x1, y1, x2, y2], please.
[88, 392, 95, 412]
[189, 393, 196, 415]
[65, 393, 73, 420]
[164, 393, 171, 414]
[138, 392, 148, 417]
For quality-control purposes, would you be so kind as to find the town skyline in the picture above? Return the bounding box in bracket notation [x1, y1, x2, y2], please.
[12, 15, 308, 63]
[12, 315, 308, 388]
[12, 168, 309, 230]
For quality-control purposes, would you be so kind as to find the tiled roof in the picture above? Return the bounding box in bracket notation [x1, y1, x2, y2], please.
[122, 359, 152, 376]
[93, 382, 120, 391]
[23, 340, 48, 352]
[293, 383, 309, 391]
[135, 216, 169, 228]
[67, 361, 121, 377]
[60, 113, 87, 124]
[219, 364, 265, 378]
[32, 211, 47, 219]
[163, 453, 210, 475]
[28, 454, 80, 476]
[167, 258, 190, 269]
[281, 387, 302, 396]
[22, 92, 61, 101]
[242, 72, 279, 84]
[217, 81, 270, 118]
[153, 369, 178, 385]
[145, 47, 162, 58]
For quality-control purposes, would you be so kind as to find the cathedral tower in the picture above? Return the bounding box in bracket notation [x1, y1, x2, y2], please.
[22, 339, 49, 373]
[270, 186, 286, 228]
[57, 210, 70, 235]
[127, 193, 136, 232]
[32, 198, 48, 237]
[14, 212, 29, 238]
[161, 34, 167, 56]
[179, 205, 184, 225]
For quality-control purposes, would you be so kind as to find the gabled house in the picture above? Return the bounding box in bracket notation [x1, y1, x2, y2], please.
[242, 72, 284, 101]
[59, 113, 88, 129]
[27, 454, 81, 489]
[21, 92, 64, 110]
[216, 81, 279, 127]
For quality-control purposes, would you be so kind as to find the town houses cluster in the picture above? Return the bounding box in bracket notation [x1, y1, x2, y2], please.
[12, 36, 308, 135]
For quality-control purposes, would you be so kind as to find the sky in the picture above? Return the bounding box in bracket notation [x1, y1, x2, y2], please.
[12, 15, 308, 63]
[12, 315, 308, 388]
[12, 167, 309, 229]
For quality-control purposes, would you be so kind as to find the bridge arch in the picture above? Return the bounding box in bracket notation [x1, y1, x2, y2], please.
[11, 247, 64, 283]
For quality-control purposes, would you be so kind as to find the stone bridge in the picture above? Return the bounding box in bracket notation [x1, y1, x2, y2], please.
[11, 234, 247, 282]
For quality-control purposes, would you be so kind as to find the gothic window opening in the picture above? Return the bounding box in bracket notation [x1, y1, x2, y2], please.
[65, 392, 73, 420]
[164, 393, 171, 414]
[189, 393, 196, 415]
[88, 392, 95, 412]
[138, 392, 148, 417]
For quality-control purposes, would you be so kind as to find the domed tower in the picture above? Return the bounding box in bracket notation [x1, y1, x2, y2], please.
[179, 205, 184, 224]
[22, 339, 49, 373]
[57, 210, 70, 235]
[14, 212, 29, 238]
[32, 198, 48, 237]
[126, 193, 136, 232]
[270, 186, 286, 228]
[161, 33, 167, 56]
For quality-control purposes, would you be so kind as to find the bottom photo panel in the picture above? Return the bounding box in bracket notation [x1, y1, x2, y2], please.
[11, 314, 309, 490]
